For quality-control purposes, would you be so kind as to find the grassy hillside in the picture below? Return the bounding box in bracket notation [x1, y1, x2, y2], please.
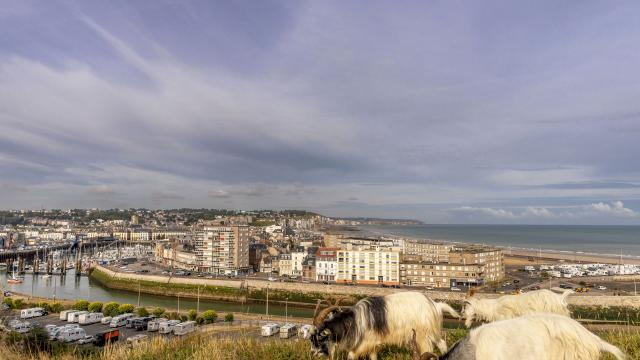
[1, 328, 638, 360]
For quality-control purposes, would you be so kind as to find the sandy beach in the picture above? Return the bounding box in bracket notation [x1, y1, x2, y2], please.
[504, 248, 640, 266]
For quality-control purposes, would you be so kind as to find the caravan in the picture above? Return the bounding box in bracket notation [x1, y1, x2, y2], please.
[298, 324, 313, 339]
[58, 327, 86, 343]
[12, 321, 32, 334]
[147, 318, 168, 332]
[110, 313, 134, 327]
[79, 312, 104, 325]
[60, 310, 78, 321]
[173, 321, 196, 336]
[20, 307, 47, 319]
[261, 323, 280, 337]
[279, 323, 297, 339]
[68, 311, 89, 323]
[158, 320, 181, 334]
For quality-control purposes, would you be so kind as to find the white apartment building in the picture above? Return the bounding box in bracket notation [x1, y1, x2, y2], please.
[336, 247, 401, 285]
[130, 231, 150, 242]
[403, 239, 453, 263]
[196, 225, 249, 275]
[278, 253, 293, 276]
[291, 251, 307, 276]
[315, 248, 338, 282]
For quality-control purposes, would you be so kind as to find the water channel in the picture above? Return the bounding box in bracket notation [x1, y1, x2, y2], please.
[0, 269, 314, 318]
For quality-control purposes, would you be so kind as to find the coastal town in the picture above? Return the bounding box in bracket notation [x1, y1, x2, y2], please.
[0, 208, 508, 290]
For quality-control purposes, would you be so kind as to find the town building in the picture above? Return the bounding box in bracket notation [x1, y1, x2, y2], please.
[315, 247, 338, 282]
[195, 225, 249, 275]
[402, 239, 453, 263]
[400, 247, 504, 288]
[336, 247, 401, 285]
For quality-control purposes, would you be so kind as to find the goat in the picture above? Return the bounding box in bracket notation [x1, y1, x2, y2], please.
[310, 291, 459, 360]
[421, 313, 625, 360]
[463, 289, 572, 327]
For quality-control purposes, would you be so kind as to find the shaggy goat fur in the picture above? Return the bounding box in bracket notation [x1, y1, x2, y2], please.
[310, 291, 459, 360]
[463, 289, 572, 327]
[425, 313, 625, 360]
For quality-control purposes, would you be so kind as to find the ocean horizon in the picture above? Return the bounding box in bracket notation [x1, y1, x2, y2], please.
[360, 224, 640, 258]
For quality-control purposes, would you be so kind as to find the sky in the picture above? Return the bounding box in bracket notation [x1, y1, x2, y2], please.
[1, 0, 640, 224]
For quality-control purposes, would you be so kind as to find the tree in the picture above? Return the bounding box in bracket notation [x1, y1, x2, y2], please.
[103, 302, 120, 317]
[201, 310, 217, 324]
[88, 301, 103, 313]
[73, 300, 89, 311]
[188, 309, 197, 321]
[137, 307, 149, 317]
[224, 313, 234, 322]
[117, 303, 135, 315]
[152, 307, 166, 318]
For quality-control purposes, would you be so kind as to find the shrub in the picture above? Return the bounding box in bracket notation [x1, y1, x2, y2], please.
[188, 309, 197, 321]
[13, 298, 25, 309]
[196, 316, 205, 325]
[73, 300, 89, 311]
[166, 312, 179, 320]
[152, 307, 166, 318]
[88, 301, 103, 313]
[202, 310, 217, 324]
[103, 302, 120, 317]
[224, 313, 234, 322]
[179, 314, 188, 322]
[3, 297, 13, 309]
[117, 303, 135, 315]
[50, 302, 65, 313]
[137, 307, 149, 317]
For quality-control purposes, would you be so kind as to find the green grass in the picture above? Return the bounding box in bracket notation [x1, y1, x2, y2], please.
[2, 328, 637, 360]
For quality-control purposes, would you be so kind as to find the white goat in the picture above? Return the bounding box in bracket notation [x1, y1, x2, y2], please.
[422, 313, 625, 360]
[310, 291, 459, 360]
[463, 289, 572, 327]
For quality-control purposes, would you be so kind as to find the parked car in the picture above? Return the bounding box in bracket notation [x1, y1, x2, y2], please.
[598, 285, 607, 290]
[101, 316, 113, 325]
[451, 287, 462, 292]
[77, 335, 95, 345]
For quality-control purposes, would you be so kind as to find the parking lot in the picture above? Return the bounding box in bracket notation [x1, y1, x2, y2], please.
[0, 311, 171, 345]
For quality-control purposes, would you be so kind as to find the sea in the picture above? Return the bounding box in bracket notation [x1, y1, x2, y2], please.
[360, 224, 640, 259]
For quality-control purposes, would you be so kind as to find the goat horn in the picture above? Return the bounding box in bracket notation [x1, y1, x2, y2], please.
[313, 299, 323, 319]
[313, 305, 340, 327]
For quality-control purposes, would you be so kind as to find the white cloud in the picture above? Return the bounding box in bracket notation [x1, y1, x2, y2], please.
[583, 201, 638, 217]
[451, 201, 640, 222]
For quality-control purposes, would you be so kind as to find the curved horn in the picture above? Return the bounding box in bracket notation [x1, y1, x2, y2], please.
[313, 305, 340, 327]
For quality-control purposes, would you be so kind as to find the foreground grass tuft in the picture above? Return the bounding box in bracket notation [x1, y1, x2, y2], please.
[1, 328, 638, 360]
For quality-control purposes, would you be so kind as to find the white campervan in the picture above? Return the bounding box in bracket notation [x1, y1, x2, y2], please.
[158, 320, 181, 334]
[173, 321, 196, 336]
[261, 323, 280, 337]
[298, 324, 313, 339]
[12, 321, 32, 334]
[58, 327, 86, 343]
[147, 318, 168, 332]
[78, 312, 104, 325]
[110, 313, 134, 327]
[279, 323, 297, 339]
[20, 307, 47, 319]
[68, 311, 89, 323]
[60, 310, 77, 321]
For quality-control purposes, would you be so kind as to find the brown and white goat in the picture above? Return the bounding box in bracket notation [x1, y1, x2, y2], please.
[310, 291, 459, 360]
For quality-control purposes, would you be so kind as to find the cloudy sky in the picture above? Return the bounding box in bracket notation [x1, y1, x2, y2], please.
[1, 1, 640, 224]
